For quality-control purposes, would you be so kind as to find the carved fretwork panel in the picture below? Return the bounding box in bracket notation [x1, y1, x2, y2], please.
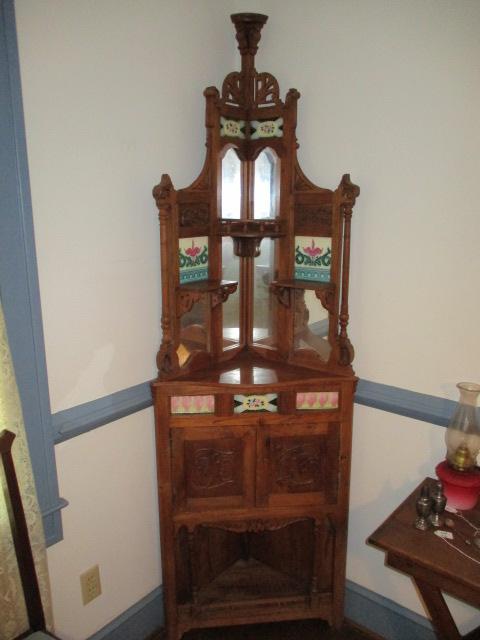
[254, 72, 281, 107]
[260, 423, 340, 507]
[178, 203, 210, 236]
[221, 72, 244, 107]
[172, 426, 255, 510]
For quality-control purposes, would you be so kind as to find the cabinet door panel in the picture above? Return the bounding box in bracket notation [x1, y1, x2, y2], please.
[258, 421, 340, 507]
[172, 426, 255, 511]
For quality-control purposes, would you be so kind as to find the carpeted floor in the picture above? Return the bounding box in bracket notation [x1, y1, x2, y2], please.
[152, 619, 382, 639]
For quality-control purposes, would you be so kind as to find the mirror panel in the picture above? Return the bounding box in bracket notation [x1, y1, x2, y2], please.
[221, 148, 241, 219]
[253, 238, 277, 347]
[178, 298, 209, 365]
[222, 237, 241, 350]
[254, 148, 279, 219]
[293, 290, 331, 362]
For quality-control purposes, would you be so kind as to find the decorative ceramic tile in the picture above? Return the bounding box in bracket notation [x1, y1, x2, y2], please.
[234, 394, 278, 413]
[250, 117, 283, 139]
[296, 392, 339, 411]
[179, 237, 208, 284]
[220, 117, 246, 139]
[171, 395, 215, 414]
[294, 236, 332, 283]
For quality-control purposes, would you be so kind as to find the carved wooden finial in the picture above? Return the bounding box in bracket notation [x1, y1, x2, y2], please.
[338, 174, 360, 205]
[230, 13, 268, 59]
[152, 173, 174, 210]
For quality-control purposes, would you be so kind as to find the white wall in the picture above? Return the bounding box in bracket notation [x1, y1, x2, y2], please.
[240, 0, 480, 397]
[14, 0, 480, 638]
[241, 0, 480, 632]
[46, 410, 159, 639]
[15, 0, 236, 412]
[15, 1, 237, 638]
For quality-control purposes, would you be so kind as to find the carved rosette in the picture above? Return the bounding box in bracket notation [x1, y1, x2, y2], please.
[272, 442, 322, 491]
[191, 448, 235, 490]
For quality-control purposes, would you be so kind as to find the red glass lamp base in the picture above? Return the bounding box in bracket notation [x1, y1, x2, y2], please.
[436, 461, 480, 511]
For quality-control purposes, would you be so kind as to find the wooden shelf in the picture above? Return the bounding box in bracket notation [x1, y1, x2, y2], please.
[160, 351, 350, 387]
[271, 279, 335, 292]
[197, 558, 307, 606]
[178, 279, 238, 293]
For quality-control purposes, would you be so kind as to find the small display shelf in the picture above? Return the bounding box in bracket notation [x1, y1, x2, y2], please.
[217, 219, 285, 257]
[271, 280, 335, 313]
[196, 557, 307, 605]
[271, 279, 336, 291]
[178, 279, 238, 293]
[177, 280, 238, 317]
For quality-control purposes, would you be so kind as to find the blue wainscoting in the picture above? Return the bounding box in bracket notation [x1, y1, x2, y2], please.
[88, 587, 164, 640]
[0, 0, 65, 545]
[86, 581, 436, 640]
[52, 382, 153, 444]
[51, 377, 456, 444]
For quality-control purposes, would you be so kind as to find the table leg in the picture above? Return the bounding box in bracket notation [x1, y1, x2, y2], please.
[414, 578, 461, 640]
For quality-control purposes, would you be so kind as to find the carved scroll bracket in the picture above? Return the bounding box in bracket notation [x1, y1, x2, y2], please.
[315, 288, 335, 313]
[270, 284, 291, 309]
[177, 291, 204, 317]
[211, 281, 238, 309]
[156, 341, 179, 378]
[177, 281, 238, 317]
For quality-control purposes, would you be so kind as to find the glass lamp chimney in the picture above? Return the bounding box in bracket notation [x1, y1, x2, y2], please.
[446, 382, 480, 472]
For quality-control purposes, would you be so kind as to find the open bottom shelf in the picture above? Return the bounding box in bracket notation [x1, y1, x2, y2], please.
[197, 557, 307, 606]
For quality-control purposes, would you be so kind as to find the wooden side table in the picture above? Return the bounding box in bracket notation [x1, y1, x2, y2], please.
[368, 478, 480, 640]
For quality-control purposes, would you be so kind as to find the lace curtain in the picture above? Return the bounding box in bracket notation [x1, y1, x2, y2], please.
[0, 301, 53, 639]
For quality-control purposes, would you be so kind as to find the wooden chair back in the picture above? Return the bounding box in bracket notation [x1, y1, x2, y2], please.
[0, 428, 54, 638]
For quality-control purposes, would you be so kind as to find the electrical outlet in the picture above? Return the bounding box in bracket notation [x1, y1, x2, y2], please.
[80, 565, 102, 605]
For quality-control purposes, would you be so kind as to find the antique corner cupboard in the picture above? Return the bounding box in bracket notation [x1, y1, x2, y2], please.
[151, 13, 360, 640]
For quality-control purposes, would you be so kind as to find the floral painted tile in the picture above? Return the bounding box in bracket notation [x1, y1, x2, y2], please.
[171, 395, 215, 414]
[234, 394, 278, 413]
[220, 117, 246, 139]
[296, 391, 339, 411]
[250, 118, 283, 139]
[294, 236, 332, 283]
[179, 237, 208, 284]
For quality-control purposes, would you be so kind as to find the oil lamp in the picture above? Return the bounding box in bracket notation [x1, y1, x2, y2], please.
[436, 382, 480, 510]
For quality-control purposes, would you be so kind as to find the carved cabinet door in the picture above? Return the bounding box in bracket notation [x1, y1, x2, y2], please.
[171, 425, 256, 512]
[256, 421, 340, 508]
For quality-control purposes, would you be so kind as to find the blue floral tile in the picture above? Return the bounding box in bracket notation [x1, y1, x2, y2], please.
[294, 236, 331, 283]
[179, 237, 209, 284]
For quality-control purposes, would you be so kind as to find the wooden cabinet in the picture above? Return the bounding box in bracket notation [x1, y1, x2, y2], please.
[151, 13, 359, 640]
